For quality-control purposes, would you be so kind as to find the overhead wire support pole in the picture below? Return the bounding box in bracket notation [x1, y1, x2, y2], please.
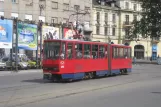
[68, 5, 89, 40]
[39, 20, 43, 69]
[15, 18, 18, 72]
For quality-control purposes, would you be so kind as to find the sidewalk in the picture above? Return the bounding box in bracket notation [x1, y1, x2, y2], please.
[0, 69, 42, 76]
[134, 59, 161, 64]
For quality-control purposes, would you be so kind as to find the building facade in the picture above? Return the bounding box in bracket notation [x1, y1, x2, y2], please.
[92, 0, 120, 43]
[92, 0, 161, 60]
[0, 0, 92, 58]
[0, 0, 92, 24]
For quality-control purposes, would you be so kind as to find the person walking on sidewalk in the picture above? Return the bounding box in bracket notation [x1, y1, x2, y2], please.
[157, 55, 161, 65]
[150, 56, 152, 63]
[133, 56, 136, 65]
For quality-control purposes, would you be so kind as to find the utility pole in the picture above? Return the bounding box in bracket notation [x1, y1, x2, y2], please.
[118, 9, 122, 44]
[14, 18, 18, 72]
[39, 4, 44, 69]
[38, 20, 43, 69]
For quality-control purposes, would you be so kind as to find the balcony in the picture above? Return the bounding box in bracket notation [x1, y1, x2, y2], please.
[151, 37, 160, 43]
[123, 21, 132, 27]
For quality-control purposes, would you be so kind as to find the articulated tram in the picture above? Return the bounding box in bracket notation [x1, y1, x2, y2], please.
[42, 39, 132, 81]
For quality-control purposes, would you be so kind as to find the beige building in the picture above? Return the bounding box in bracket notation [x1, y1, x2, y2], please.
[92, 0, 161, 60]
[92, 0, 120, 43]
[0, 0, 92, 57]
[0, 0, 92, 24]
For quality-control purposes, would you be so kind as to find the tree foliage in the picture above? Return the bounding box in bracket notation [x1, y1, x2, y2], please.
[130, 0, 161, 40]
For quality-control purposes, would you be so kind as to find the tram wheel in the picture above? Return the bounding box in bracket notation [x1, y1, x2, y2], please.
[68, 79, 73, 82]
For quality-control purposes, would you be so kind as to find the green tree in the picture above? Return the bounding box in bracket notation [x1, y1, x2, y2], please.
[130, 0, 161, 40]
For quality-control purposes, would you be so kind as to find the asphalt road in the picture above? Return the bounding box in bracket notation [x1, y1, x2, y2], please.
[0, 64, 161, 107]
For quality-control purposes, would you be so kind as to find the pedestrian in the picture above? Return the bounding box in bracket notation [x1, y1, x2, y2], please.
[133, 56, 136, 65]
[158, 55, 160, 59]
[150, 56, 152, 63]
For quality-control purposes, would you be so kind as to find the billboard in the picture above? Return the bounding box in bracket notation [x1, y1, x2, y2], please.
[63, 28, 76, 39]
[42, 26, 59, 41]
[0, 19, 13, 48]
[17, 23, 38, 50]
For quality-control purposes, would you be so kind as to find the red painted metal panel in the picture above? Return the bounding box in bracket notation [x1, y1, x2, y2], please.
[43, 39, 132, 75]
[43, 59, 108, 74]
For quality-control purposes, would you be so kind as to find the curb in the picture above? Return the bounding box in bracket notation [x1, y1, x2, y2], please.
[0, 69, 42, 76]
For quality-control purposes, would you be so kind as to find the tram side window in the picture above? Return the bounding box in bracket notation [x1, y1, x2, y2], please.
[113, 47, 119, 58]
[84, 44, 91, 59]
[67, 43, 73, 59]
[92, 45, 98, 59]
[119, 48, 124, 58]
[124, 48, 128, 58]
[128, 48, 132, 58]
[60, 42, 66, 59]
[43, 44, 47, 59]
[99, 45, 105, 58]
[105, 46, 108, 58]
[75, 44, 83, 59]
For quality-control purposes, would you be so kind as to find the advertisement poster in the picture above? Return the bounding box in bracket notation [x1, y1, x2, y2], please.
[0, 19, 13, 48]
[63, 28, 76, 39]
[42, 26, 59, 42]
[17, 23, 37, 50]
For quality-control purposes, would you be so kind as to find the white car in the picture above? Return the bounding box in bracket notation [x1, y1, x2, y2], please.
[0, 60, 6, 70]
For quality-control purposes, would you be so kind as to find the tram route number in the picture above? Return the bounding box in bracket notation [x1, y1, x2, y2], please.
[75, 64, 83, 70]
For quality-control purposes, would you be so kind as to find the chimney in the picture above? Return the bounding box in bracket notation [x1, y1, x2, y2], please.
[111, 2, 115, 7]
[101, 0, 105, 6]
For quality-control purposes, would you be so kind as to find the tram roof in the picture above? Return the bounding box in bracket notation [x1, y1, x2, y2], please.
[44, 39, 131, 47]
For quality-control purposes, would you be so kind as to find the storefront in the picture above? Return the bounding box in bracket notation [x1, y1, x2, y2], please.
[134, 45, 145, 59]
[152, 44, 157, 60]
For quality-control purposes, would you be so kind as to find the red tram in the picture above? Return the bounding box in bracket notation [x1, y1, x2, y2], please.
[42, 39, 132, 81]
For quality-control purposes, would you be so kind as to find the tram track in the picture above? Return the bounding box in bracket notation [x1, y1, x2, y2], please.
[0, 73, 161, 107]
[0, 72, 140, 94]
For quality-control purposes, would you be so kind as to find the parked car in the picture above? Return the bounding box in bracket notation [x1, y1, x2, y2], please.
[25, 58, 37, 69]
[1, 56, 29, 70]
[0, 58, 6, 71]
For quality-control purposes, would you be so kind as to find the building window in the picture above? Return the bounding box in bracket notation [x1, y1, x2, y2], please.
[85, 6, 90, 13]
[39, 16, 45, 22]
[112, 14, 116, 23]
[133, 15, 137, 21]
[51, 17, 58, 24]
[52, 1, 58, 9]
[125, 2, 129, 9]
[105, 13, 108, 23]
[12, 0, 18, 3]
[104, 27, 108, 36]
[125, 15, 129, 23]
[112, 28, 115, 36]
[63, 18, 68, 23]
[96, 26, 100, 35]
[74, 5, 80, 11]
[11, 13, 18, 18]
[25, 15, 32, 20]
[133, 4, 137, 11]
[0, 12, 4, 16]
[125, 28, 130, 37]
[63, 3, 69, 11]
[96, 12, 100, 22]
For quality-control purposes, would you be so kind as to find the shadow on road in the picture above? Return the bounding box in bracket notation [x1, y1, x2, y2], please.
[21, 79, 53, 84]
[21, 78, 83, 84]
[151, 92, 161, 94]
[21, 74, 129, 84]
